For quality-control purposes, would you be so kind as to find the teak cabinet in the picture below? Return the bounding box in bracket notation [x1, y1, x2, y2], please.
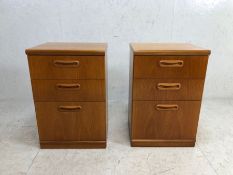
[26, 42, 107, 148]
[129, 43, 211, 147]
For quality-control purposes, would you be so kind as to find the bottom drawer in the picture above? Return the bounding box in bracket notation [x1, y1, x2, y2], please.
[132, 101, 201, 140]
[35, 102, 106, 141]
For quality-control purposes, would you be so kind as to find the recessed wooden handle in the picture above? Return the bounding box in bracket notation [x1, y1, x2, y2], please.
[53, 60, 79, 67]
[159, 60, 184, 67]
[58, 105, 82, 112]
[56, 83, 80, 89]
[156, 104, 179, 111]
[157, 83, 181, 90]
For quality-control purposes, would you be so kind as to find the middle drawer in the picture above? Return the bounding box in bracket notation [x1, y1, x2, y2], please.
[133, 79, 204, 100]
[32, 80, 105, 102]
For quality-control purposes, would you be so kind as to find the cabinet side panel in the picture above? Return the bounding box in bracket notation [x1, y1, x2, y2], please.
[27, 55, 41, 141]
[105, 50, 108, 141]
[128, 48, 134, 139]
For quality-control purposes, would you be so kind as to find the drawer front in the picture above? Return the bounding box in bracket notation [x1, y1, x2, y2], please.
[133, 79, 204, 100]
[133, 55, 208, 78]
[35, 102, 106, 141]
[132, 101, 201, 140]
[28, 55, 105, 79]
[32, 80, 105, 102]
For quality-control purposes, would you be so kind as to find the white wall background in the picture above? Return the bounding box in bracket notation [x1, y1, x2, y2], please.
[0, 0, 233, 101]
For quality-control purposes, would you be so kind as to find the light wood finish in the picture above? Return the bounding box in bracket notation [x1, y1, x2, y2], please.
[32, 80, 105, 101]
[58, 105, 82, 111]
[131, 43, 211, 56]
[28, 55, 105, 79]
[157, 83, 181, 90]
[156, 104, 179, 111]
[134, 55, 209, 78]
[26, 42, 106, 56]
[26, 43, 107, 149]
[129, 43, 210, 147]
[159, 60, 184, 67]
[133, 79, 204, 100]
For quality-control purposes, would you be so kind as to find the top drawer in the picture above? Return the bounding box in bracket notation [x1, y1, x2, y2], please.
[133, 55, 208, 79]
[28, 55, 105, 79]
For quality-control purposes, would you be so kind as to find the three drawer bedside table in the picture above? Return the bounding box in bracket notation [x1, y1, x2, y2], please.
[129, 43, 211, 147]
[26, 42, 107, 148]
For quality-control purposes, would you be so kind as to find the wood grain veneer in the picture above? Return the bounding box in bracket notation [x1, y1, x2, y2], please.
[134, 55, 209, 78]
[35, 102, 106, 141]
[26, 42, 107, 149]
[131, 43, 210, 56]
[28, 55, 105, 79]
[132, 101, 201, 140]
[129, 43, 210, 147]
[32, 79, 105, 102]
[133, 79, 205, 100]
[26, 42, 106, 56]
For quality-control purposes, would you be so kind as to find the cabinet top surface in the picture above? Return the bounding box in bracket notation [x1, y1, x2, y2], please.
[26, 42, 107, 56]
[130, 43, 210, 56]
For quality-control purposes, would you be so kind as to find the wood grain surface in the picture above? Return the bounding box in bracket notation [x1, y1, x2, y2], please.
[27, 43, 107, 148]
[35, 102, 106, 141]
[32, 79, 105, 102]
[130, 43, 210, 56]
[133, 79, 205, 100]
[129, 43, 210, 147]
[133, 55, 209, 78]
[28, 55, 105, 79]
[26, 42, 107, 56]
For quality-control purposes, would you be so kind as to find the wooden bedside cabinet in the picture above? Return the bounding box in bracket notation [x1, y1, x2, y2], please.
[129, 43, 211, 147]
[26, 42, 107, 148]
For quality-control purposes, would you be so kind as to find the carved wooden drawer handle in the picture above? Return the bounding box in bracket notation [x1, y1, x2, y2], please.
[53, 60, 79, 67]
[56, 83, 80, 89]
[157, 83, 181, 90]
[159, 60, 184, 67]
[156, 104, 179, 111]
[58, 105, 82, 112]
